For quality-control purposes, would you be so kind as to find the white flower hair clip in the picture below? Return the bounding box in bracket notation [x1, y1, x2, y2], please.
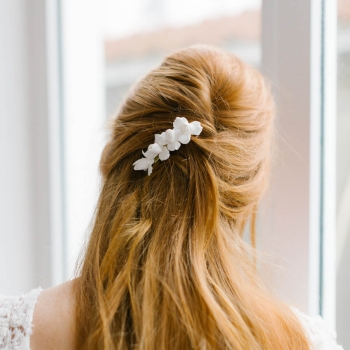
[133, 117, 203, 175]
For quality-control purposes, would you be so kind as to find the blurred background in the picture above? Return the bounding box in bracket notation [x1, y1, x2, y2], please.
[335, 0, 350, 344]
[0, 0, 349, 347]
[103, 0, 261, 116]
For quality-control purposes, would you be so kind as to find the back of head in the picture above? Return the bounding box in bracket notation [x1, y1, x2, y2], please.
[75, 46, 309, 349]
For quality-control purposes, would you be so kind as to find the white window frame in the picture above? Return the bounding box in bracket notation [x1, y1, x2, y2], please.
[58, 0, 106, 277]
[261, 0, 336, 324]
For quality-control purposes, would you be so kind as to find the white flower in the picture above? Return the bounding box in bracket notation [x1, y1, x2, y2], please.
[133, 144, 160, 175]
[133, 142, 169, 175]
[133, 157, 154, 175]
[173, 117, 203, 144]
[154, 133, 167, 146]
[164, 129, 181, 151]
[143, 143, 163, 159]
[133, 117, 202, 176]
[155, 130, 181, 151]
[158, 146, 170, 160]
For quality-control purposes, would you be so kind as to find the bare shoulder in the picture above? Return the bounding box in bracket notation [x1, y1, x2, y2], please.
[31, 279, 76, 350]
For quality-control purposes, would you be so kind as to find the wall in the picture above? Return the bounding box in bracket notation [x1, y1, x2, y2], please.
[0, 0, 52, 294]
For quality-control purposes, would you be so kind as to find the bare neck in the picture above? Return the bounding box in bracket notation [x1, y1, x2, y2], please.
[31, 279, 76, 350]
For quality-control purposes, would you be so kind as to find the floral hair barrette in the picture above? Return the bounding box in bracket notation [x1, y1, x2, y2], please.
[133, 117, 203, 175]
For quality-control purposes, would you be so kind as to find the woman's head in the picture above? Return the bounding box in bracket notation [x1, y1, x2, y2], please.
[100, 45, 273, 235]
[75, 46, 309, 349]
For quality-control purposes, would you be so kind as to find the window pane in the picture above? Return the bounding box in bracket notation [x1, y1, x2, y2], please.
[103, 0, 262, 117]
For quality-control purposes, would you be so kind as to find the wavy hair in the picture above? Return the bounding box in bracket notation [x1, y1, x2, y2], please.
[74, 46, 309, 349]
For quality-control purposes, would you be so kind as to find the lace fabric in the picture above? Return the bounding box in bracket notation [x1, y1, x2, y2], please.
[292, 308, 344, 350]
[0, 288, 42, 350]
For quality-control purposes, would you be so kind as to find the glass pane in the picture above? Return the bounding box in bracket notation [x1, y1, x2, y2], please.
[103, 0, 262, 117]
[336, 0, 350, 346]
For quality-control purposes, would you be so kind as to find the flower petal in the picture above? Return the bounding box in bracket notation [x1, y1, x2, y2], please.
[179, 133, 191, 144]
[148, 164, 153, 175]
[174, 141, 181, 150]
[155, 133, 167, 146]
[167, 141, 181, 151]
[174, 129, 182, 140]
[159, 146, 170, 160]
[173, 117, 189, 132]
[165, 129, 179, 143]
[149, 143, 162, 153]
[143, 143, 162, 159]
[189, 121, 203, 135]
[133, 158, 153, 171]
[143, 150, 157, 159]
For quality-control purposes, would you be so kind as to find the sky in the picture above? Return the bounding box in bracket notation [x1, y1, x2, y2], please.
[102, 0, 261, 39]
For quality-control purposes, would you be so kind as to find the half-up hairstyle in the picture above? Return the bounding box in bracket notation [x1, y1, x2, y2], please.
[75, 45, 309, 349]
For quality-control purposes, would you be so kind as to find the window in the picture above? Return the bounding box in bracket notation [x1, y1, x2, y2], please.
[336, 0, 350, 346]
[103, 0, 262, 117]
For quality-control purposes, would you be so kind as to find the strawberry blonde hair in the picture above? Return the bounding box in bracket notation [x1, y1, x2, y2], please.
[75, 46, 309, 349]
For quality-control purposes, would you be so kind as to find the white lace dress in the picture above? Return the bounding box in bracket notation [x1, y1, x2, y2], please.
[0, 288, 42, 350]
[0, 289, 344, 349]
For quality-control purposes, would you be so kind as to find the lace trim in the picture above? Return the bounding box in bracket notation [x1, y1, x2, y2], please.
[292, 308, 344, 350]
[0, 288, 42, 350]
